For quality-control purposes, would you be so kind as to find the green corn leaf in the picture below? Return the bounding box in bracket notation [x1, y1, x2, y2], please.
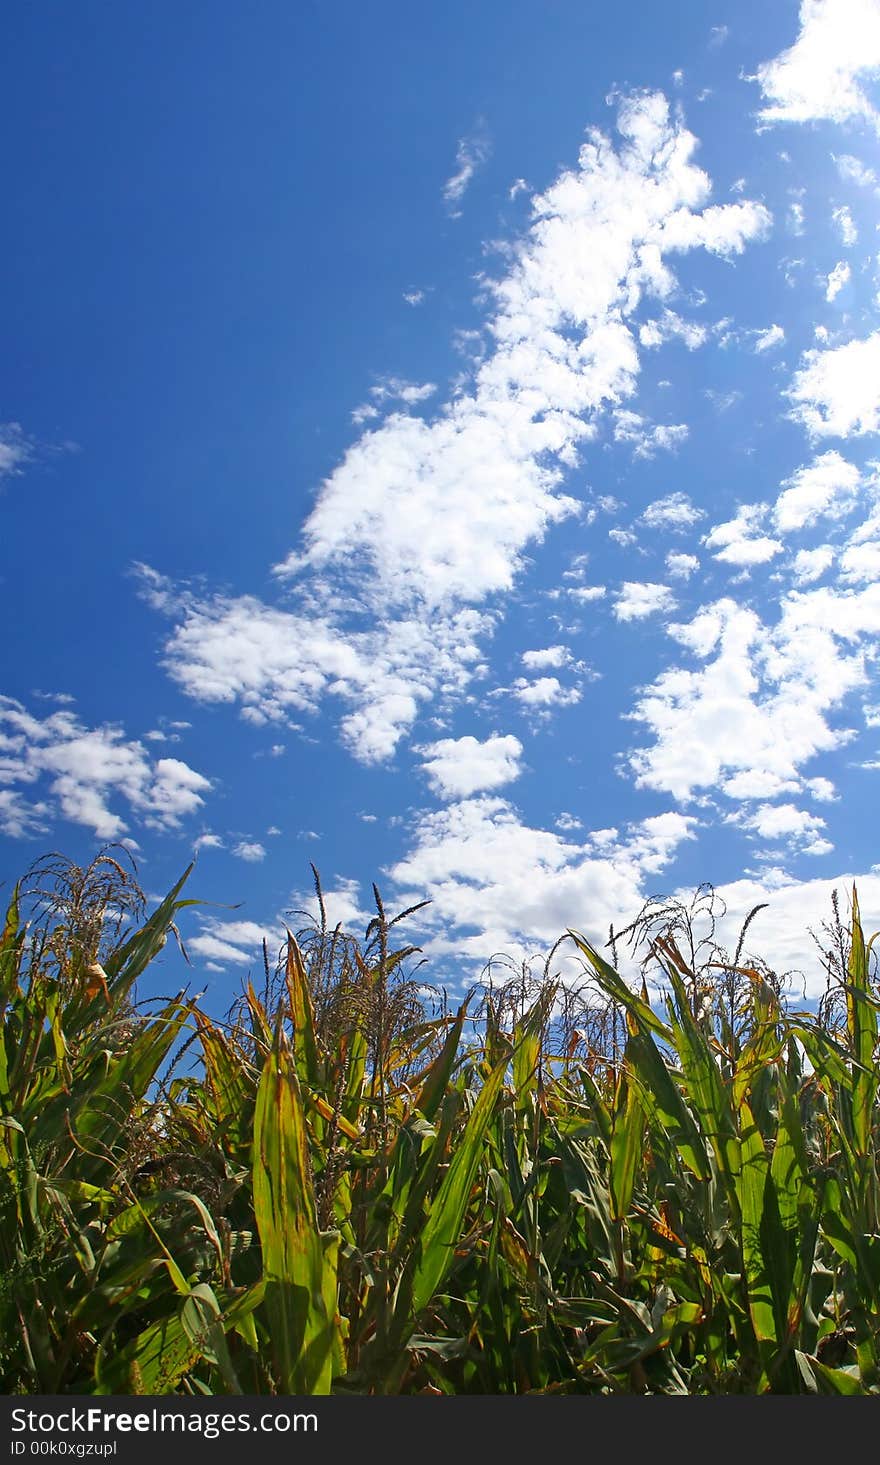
[404, 1052, 507, 1322]
[735, 1099, 776, 1351]
[252, 1016, 337, 1394]
[847, 886, 878, 1166]
[512, 983, 557, 1114]
[413, 998, 468, 1123]
[567, 930, 671, 1041]
[624, 1030, 711, 1182]
[285, 931, 321, 1090]
[609, 1070, 644, 1225]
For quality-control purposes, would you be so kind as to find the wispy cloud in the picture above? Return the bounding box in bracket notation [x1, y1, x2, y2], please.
[0, 423, 35, 481]
[753, 323, 785, 353]
[443, 122, 492, 213]
[825, 260, 851, 301]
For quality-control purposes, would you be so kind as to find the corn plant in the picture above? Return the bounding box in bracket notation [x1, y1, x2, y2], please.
[2, 847, 879, 1395]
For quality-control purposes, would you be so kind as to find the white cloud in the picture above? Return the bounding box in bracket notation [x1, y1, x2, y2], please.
[0, 696, 210, 840]
[839, 539, 880, 581]
[151, 93, 770, 765]
[707, 872, 880, 997]
[665, 551, 699, 580]
[403, 289, 425, 306]
[792, 544, 835, 583]
[151, 586, 491, 765]
[638, 309, 708, 350]
[628, 586, 880, 805]
[704, 504, 783, 565]
[773, 450, 862, 531]
[288, 876, 372, 934]
[417, 732, 523, 799]
[232, 840, 267, 862]
[615, 410, 691, 457]
[825, 260, 851, 300]
[443, 124, 492, 211]
[512, 676, 582, 708]
[194, 832, 224, 851]
[0, 423, 34, 481]
[753, 323, 786, 353]
[521, 645, 570, 669]
[188, 919, 275, 967]
[386, 795, 696, 964]
[0, 787, 51, 838]
[734, 800, 832, 854]
[755, 0, 880, 133]
[807, 776, 838, 801]
[640, 492, 704, 532]
[567, 584, 608, 602]
[614, 582, 677, 621]
[834, 152, 878, 188]
[788, 331, 880, 438]
[787, 201, 805, 235]
[832, 205, 858, 245]
[370, 378, 437, 407]
[609, 527, 638, 548]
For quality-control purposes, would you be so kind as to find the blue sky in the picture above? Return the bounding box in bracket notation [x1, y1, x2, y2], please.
[3, 0, 880, 1004]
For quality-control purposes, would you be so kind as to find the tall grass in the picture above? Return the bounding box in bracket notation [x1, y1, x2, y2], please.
[0, 848, 878, 1395]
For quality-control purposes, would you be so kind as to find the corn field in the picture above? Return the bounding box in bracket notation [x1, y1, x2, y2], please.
[1, 849, 879, 1396]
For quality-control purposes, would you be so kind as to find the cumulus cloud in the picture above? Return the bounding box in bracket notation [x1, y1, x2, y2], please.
[614, 582, 677, 621]
[194, 832, 224, 851]
[379, 798, 879, 996]
[627, 586, 880, 806]
[417, 732, 523, 799]
[772, 450, 862, 532]
[792, 545, 836, 583]
[386, 795, 696, 964]
[788, 332, 880, 438]
[232, 840, 267, 862]
[733, 800, 833, 856]
[512, 676, 582, 708]
[640, 492, 704, 532]
[665, 551, 700, 580]
[704, 504, 783, 566]
[755, 0, 880, 133]
[521, 645, 571, 670]
[839, 539, 880, 581]
[0, 696, 210, 840]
